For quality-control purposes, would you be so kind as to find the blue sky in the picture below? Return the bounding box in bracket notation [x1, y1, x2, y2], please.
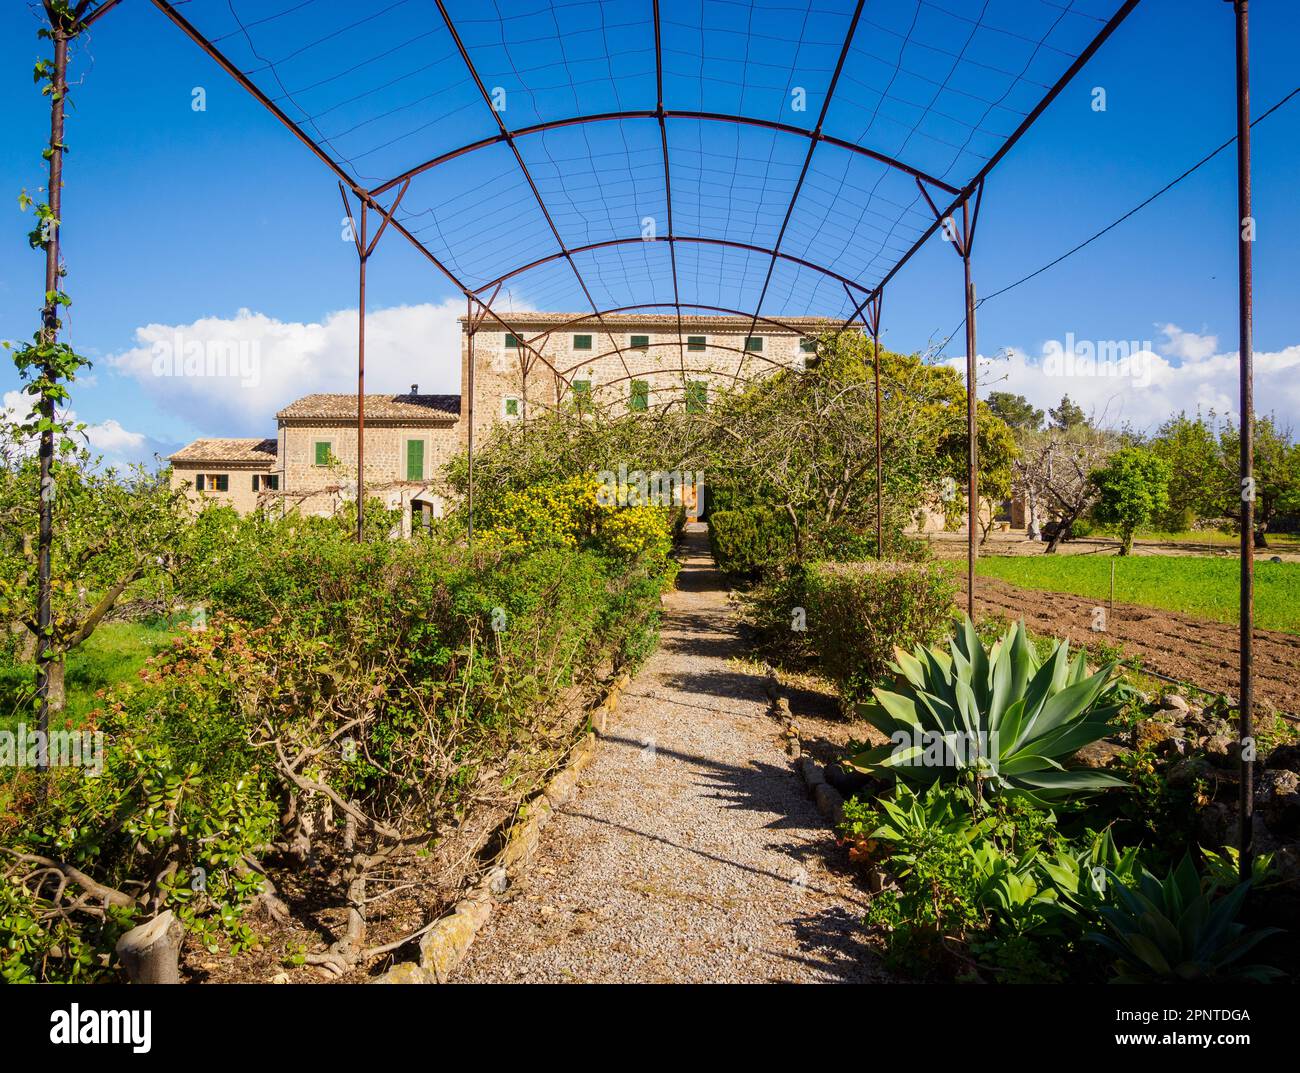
[1, 0, 1298, 466]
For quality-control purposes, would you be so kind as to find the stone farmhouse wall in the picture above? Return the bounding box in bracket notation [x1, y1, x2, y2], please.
[459, 314, 835, 450]
[170, 462, 272, 515]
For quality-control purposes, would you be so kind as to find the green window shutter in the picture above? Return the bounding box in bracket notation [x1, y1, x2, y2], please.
[215, 474, 229, 492]
[314, 441, 331, 466]
[572, 380, 591, 412]
[800, 338, 816, 353]
[252, 474, 259, 491]
[686, 381, 707, 413]
[504, 333, 520, 348]
[195, 474, 205, 491]
[630, 380, 649, 412]
[504, 397, 519, 417]
[630, 335, 649, 350]
[269, 475, 279, 490]
[573, 334, 592, 350]
[687, 335, 706, 351]
[406, 439, 425, 481]
[745, 336, 763, 352]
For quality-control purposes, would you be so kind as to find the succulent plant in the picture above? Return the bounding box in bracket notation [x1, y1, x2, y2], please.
[849, 618, 1127, 806]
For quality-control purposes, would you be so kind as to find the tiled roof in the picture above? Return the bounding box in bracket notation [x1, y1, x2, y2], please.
[169, 438, 277, 465]
[276, 393, 460, 422]
[456, 312, 847, 329]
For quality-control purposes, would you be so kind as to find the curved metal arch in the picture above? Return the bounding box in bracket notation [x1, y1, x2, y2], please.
[370, 109, 961, 198]
[516, 303, 858, 346]
[473, 235, 875, 298]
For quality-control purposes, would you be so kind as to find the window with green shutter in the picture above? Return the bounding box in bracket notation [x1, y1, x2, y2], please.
[573, 334, 592, 350]
[800, 338, 816, 353]
[314, 440, 332, 466]
[630, 380, 649, 412]
[504, 333, 521, 348]
[405, 439, 425, 481]
[686, 381, 707, 413]
[687, 335, 706, 351]
[630, 335, 649, 350]
[745, 336, 763, 352]
[504, 397, 520, 417]
[572, 380, 591, 412]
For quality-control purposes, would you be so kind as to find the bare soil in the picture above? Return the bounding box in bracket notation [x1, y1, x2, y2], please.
[957, 573, 1300, 717]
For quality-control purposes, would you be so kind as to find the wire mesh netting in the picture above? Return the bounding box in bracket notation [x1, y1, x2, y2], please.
[166, 0, 1131, 323]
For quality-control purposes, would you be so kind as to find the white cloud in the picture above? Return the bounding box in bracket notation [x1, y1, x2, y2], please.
[2, 390, 170, 469]
[968, 324, 1300, 433]
[107, 300, 472, 437]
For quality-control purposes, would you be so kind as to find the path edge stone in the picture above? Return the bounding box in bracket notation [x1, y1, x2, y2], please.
[373, 668, 633, 984]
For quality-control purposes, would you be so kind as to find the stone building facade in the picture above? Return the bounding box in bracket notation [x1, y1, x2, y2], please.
[169, 313, 838, 523]
[460, 312, 839, 449]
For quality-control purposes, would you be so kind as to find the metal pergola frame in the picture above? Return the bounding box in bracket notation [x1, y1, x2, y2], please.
[32, 0, 1260, 878]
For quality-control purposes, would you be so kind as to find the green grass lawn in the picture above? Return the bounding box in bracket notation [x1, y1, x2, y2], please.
[972, 554, 1300, 634]
[1084, 526, 1300, 548]
[0, 618, 177, 734]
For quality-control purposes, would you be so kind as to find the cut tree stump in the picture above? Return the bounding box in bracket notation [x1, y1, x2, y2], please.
[116, 910, 184, 984]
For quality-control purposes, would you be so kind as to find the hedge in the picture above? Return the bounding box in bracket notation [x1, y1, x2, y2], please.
[708, 507, 794, 578]
[804, 560, 955, 704]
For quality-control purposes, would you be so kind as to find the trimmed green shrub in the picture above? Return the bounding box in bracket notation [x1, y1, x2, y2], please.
[708, 507, 793, 578]
[803, 560, 955, 702]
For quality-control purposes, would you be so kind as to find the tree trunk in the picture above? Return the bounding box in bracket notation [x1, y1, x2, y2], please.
[116, 910, 184, 984]
[47, 658, 66, 714]
[1119, 530, 1134, 556]
[1254, 526, 1269, 549]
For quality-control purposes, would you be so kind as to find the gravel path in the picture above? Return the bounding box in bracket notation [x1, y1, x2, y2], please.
[456, 525, 881, 983]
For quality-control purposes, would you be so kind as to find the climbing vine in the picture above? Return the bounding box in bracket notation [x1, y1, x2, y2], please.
[4, 1, 100, 446]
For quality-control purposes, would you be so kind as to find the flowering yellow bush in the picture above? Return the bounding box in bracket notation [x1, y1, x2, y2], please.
[480, 474, 672, 562]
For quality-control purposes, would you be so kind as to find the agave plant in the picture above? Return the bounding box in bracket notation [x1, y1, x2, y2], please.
[1090, 854, 1283, 983]
[848, 618, 1126, 806]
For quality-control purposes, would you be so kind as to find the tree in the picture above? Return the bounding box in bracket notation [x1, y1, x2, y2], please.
[1149, 411, 1221, 531]
[1091, 446, 1171, 555]
[1213, 417, 1300, 548]
[987, 391, 1044, 433]
[1049, 395, 1088, 431]
[0, 424, 190, 711]
[1011, 423, 1119, 552]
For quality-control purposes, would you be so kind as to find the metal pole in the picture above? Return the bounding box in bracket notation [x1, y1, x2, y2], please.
[963, 199, 979, 622]
[35, 25, 69, 763]
[1230, 0, 1254, 881]
[466, 299, 476, 547]
[871, 297, 884, 560]
[356, 200, 367, 541]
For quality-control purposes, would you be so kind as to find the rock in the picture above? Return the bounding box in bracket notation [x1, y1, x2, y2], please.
[1166, 754, 1212, 789]
[1072, 740, 1131, 770]
[418, 897, 493, 983]
[799, 757, 826, 788]
[1266, 743, 1300, 775]
[1156, 736, 1193, 760]
[1132, 719, 1179, 750]
[1202, 735, 1239, 769]
[485, 867, 509, 895]
[813, 782, 845, 826]
[544, 767, 578, 808]
[1161, 693, 1191, 714]
[1257, 768, 1300, 837]
[1197, 801, 1237, 850]
[375, 962, 429, 985]
[824, 762, 875, 795]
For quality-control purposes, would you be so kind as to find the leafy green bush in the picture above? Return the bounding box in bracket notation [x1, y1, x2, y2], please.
[849, 619, 1127, 806]
[802, 560, 954, 701]
[1091, 854, 1283, 983]
[707, 507, 793, 578]
[2, 504, 676, 982]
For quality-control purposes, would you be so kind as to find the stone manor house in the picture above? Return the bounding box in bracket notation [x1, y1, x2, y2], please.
[169, 312, 838, 526]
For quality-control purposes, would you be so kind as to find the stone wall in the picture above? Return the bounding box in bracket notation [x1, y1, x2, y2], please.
[170, 464, 272, 516]
[281, 420, 461, 494]
[459, 315, 827, 450]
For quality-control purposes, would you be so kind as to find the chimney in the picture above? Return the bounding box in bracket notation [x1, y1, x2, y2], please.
[410, 383, 418, 395]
